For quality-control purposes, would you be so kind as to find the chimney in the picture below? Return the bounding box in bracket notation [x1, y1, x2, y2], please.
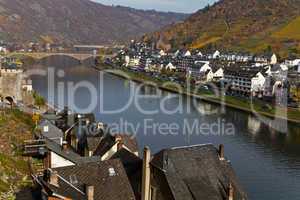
[115, 135, 122, 142]
[86, 185, 94, 200]
[49, 171, 59, 187]
[142, 146, 151, 200]
[117, 140, 124, 151]
[219, 144, 225, 160]
[228, 182, 234, 200]
[62, 141, 68, 151]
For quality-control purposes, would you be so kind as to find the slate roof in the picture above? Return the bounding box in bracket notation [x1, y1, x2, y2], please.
[224, 67, 260, 78]
[111, 148, 142, 176]
[110, 148, 143, 199]
[42, 159, 136, 200]
[93, 134, 116, 157]
[38, 119, 64, 144]
[93, 134, 139, 157]
[45, 138, 100, 165]
[151, 144, 248, 200]
[87, 136, 102, 152]
[42, 113, 62, 121]
[116, 134, 139, 153]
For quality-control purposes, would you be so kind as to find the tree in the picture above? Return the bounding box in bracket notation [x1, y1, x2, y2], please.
[33, 91, 45, 108]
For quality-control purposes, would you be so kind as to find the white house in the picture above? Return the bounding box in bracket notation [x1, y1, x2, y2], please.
[206, 70, 215, 82]
[125, 55, 130, 66]
[213, 50, 220, 59]
[184, 50, 191, 57]
[286, 59, 300, 66]
[159, 50, 166, 56]
[293, 59, 300, 66]
[251, 72, 266, 96]
[197, 51, 203, 57]
[0, 46, 7, 54]
[199, 63, 211, 72]
[213, 68, 224, 80]
[201, 67, 222, 82]
[165, 62, 176, 70]
[49, 151, 75, 168]
[223, 69, 266, 97]
[270, 54, 277, 65]
[125, 55, 140, 67]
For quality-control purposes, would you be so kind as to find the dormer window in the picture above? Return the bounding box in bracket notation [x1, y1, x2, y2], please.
[69, 175, 78, 185]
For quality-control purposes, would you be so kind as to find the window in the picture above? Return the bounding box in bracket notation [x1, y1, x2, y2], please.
[43, 126, 49, 132]
[69, 175, 78, 185]
[108, 167, 116, 176]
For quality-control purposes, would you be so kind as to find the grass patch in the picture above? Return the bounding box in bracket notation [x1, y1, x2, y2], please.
[10, 109, 34, 127]
[0, 153, 30, 193]
[32, 91, 46, 108]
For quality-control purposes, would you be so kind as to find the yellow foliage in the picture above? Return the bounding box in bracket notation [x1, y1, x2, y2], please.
[40, 35, 54, 44]
[272, 16, 300, 40]
[191, 36, 222, 49]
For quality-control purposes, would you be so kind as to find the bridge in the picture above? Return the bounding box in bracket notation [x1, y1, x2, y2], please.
[8, 52, 99, 62]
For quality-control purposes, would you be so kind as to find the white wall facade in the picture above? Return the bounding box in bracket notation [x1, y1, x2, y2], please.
[251, 72, 266, 92]
[213, 68, 224, 79]
[50, 152, 75, 168]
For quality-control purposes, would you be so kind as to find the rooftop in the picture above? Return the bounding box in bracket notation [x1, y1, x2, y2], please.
[40, 159, 136, 200]
[151, 144, 248, 200]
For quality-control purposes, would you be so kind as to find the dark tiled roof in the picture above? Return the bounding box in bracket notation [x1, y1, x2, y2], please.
[224, 67, 260, 78]
[151, 144, 248, 200]
[117, 134, 139, 153]
[87, 136, 102, 152]
[45, 138, 100, 165]
[111, 148, 142, 176]
[42, 113, 62, 121]
[38, 119, 64, 144]
[110, 149, 142, 199]
[93, 134, 139, 157]
[93, 134, 116, 157]
[45, 159, 136, 200]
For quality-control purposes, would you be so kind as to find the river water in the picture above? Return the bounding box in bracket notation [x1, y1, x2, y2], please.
[29, 56, 300, 200]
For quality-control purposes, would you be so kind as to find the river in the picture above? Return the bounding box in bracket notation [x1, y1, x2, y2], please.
[29, 56, 300, 200]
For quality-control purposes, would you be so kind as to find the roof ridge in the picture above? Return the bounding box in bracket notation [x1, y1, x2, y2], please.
[170, 143, 213, 150]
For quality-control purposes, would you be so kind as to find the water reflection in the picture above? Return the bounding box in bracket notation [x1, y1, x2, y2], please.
[29, 57, 300, 200]
[247, 115, 261, 135]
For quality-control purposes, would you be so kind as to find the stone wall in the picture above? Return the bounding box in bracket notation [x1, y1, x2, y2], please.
[0, 69, 24, 102]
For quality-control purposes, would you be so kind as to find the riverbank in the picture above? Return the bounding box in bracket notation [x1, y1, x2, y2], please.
[95, 65, 300, 124]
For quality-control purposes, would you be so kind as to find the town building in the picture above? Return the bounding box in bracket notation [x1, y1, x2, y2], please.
[142, 144, 248, 200]
[34, 159, 136, 200]
[223, 68, 266, 97]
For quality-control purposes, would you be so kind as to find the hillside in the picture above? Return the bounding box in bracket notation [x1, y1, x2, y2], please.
[0, 0, 187, 45]
[0, 109, 34, 199]
[149, 0, 300, 57]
